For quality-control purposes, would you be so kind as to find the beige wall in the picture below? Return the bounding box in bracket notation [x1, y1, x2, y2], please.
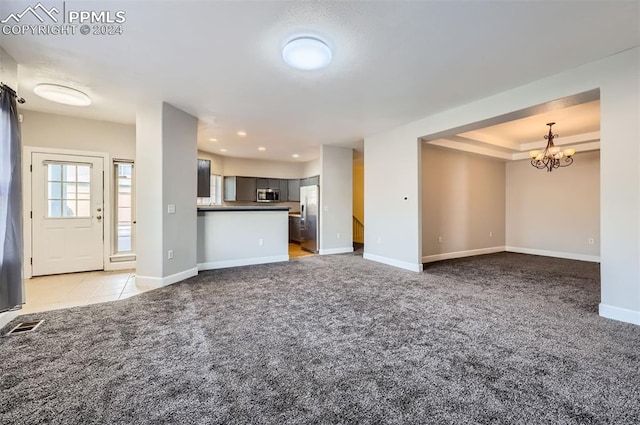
[303, 158, 321, 177]
[506, 151, 600, 259]
[21, 110, 135, 159]
[421, 145, 506, 260]
[222, 157, 303, 178]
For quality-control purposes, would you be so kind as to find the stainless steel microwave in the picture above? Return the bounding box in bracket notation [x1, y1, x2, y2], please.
[256, 188, 280, 202]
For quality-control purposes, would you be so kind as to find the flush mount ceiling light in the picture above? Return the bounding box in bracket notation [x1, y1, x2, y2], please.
[282, 36, 332, 70]
[237, 131, 247, 137]
[529, 123, 576, 172]
[292, 153, 300, 158]
[209, 138, 217, 142]
[258, 147, 266, 151]
[33, 84, 91, 106]
[220, 148, 227, 152]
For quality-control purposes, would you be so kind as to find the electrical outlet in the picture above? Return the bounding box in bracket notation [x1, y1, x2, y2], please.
[167, 204, 176, 214]
[588, 238, 595, 245]
[258, 238, 264, 246]
[377, 236, 382, 244]
[337, 232, 341, 239]
[438, 236, 443, 243]
[489, 231, 493, 238]
[167, 250, 174, 259]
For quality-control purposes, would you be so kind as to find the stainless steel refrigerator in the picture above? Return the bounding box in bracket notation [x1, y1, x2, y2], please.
[300, 185, 319, 253]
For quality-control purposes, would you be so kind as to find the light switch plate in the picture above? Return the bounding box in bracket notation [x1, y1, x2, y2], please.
[167, 204, 176, 214]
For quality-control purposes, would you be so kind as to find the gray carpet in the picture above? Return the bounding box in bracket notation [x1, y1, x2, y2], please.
[1, 252, 639, 424]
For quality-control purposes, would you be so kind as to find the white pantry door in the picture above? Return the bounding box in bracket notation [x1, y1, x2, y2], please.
[31, 152, 104, 276]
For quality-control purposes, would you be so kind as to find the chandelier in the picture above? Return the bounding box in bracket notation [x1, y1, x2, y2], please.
[529, 122, 575, 172]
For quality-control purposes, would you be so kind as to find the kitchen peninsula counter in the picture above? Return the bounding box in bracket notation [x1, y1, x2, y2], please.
[197, 206, 290, 270]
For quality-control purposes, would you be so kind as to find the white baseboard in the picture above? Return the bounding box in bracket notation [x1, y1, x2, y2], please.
[319, 247, 354, 255]
[0, 310, 21, 329]
[422, 246, 505, 263]
[599, 303, 640, 326]
[505, 246, 600, 263]
[136, 267, 198, 289]
[198, 255, 289, 271]
[105, 260, 136, 271]
[363, 253, 423, 272]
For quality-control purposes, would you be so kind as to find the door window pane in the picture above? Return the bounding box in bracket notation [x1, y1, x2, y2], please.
[46, 163, 91, 218]
[48, 182, 61, 199]
[48, 164, 61, 181]
[48, 200, 62, 217]
[77, 166, 90, 182]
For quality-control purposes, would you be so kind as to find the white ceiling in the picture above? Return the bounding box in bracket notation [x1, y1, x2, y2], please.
[2, 1, 638, 162]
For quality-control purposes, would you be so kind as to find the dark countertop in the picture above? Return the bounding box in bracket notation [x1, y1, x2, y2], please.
[198, 206, 291, 212]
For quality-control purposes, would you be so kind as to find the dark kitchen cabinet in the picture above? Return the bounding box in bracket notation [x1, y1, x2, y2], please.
[287, 179, 300, 202]
[279, 179, 288, 201]
[268, 179, 280, 189]
[257, 178, 281, 189]
[197, 159, 211, 197]
[300, 175, 319, 188]
[224, 176, 257, 202]
[289, 215, 301, 243]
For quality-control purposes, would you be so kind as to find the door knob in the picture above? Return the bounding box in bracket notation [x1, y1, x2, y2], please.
[96, 215, 102, 220]
[97, 208, 102, 212]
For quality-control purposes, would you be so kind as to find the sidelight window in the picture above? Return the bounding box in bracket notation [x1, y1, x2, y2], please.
[113, 161, 134, 256]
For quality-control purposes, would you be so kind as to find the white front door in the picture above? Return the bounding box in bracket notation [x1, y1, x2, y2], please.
[31, 152, 104, 276]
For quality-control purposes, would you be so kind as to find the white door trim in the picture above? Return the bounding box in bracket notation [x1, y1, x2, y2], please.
[23, 147, 111, 279]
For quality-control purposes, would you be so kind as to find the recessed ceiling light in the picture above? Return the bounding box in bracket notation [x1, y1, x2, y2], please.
[33, 83, 91, 106]
[220, 149, 227, 152]
[292, 154, 300, 158]
[258, 147, 266, 151]
[282, 36, 332, 71]
[209, 138, 217, 142]
[237, 131, 247, 137]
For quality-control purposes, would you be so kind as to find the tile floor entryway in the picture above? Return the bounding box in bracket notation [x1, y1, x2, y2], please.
[21, 269, 149, 315]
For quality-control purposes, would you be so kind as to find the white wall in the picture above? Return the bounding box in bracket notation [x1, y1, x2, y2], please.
[364, 125, 423, 271]
[136, 102, 198, 287]
[162, 103, 198, 277]
[506, 151, 600, 261]
[364, 47, 640, 325]
[135, 103, 164, 283]
[0, 46, 17, 89]
[422, 145, 505, 261]
[319, 145, 353, 254]
[197, 210, 289, 268]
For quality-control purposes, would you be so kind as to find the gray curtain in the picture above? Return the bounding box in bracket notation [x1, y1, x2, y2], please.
[0, 87, 24, 312]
